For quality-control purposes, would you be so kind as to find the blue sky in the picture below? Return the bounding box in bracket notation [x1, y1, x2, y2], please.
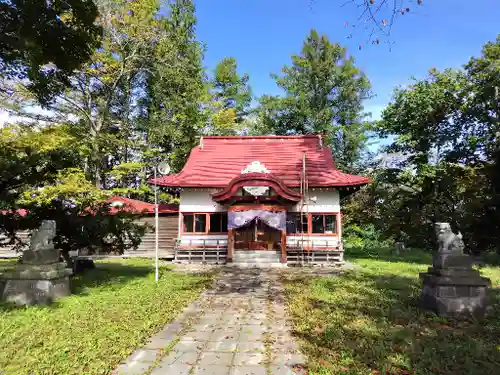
[195, 0, 499, 123]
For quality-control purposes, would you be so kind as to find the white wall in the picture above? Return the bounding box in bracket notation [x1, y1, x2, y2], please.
[179, 189, 226, 212]
[287, 235, 340, 248]
[178, 188, 341, 247]
[180, 188, 340, 213]
[289, 189, 340, 213]
[180, 235, 228, 246]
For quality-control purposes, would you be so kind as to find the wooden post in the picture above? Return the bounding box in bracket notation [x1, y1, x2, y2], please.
[338, 213, 343, 262]
[228, 228, 233, 262]
[281, 230, 287, 264]
[337, 212, 342, 242]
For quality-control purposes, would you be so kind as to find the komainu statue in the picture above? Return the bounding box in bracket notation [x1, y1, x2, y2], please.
[419, 222, 491, 317]
[29, 220, 56, 252]
[434, 222, 465, 253]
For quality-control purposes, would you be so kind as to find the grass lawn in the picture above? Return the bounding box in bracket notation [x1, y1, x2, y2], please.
[284, 248, 500, 375]
[0, 259, 213, 375]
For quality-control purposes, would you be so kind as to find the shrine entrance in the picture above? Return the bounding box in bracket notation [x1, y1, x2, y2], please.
[233, 218, 282, 250]
[210, 171, 303, 264]
[227, 205, 288, 263]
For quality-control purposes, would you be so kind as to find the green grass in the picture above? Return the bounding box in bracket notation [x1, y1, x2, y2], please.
[284, 248, 500, 375]
[0, 259, 213, 375]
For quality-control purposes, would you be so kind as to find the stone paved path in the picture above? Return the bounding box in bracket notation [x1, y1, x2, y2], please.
[114, 268, 306, 375]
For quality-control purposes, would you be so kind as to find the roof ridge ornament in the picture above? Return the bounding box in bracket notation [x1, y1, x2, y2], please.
[241, 161, 270, 174]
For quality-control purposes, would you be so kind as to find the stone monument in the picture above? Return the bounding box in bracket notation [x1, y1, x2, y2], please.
[420, 222, 491, 317]
[0, 220, 73, 305]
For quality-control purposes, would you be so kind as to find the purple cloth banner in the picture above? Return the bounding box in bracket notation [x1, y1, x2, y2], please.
[228, 210, 286, 231]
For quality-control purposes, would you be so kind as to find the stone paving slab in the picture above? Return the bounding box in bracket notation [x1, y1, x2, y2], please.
[113, 268, 307, 375]
[150, 362, 192, 375]
[230, 365, 268, 375]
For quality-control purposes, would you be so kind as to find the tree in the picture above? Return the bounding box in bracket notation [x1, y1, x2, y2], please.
[361, 34, 500, 253]
[147, 0, 207, 172]
[0, 0, 101, 103]
[0, 125, 146, 262]
[0, 124, 78, 211]
[377, 69, 467, 171]
[1, 0, 162, 188]
[17, 169, 146, 263]
[334, 0, 425, 46]
[257, 29, 371, 172]
[209, 57, 252, 134]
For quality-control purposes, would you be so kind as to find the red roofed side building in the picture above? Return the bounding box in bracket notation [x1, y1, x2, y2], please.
[105, 197, 179, 258]
[151, 135, 369, 266]
[0, 198, 180, 259]
[105, 196, 178, 215]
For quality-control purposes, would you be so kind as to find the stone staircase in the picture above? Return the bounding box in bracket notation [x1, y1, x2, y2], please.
[230, 250, 285, 268]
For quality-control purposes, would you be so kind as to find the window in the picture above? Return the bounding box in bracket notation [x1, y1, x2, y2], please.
[183, 213, 228, 233]
[183, 214, 194, 232]
[286, 213, 309, 234]
[311, 214, 337, 234]
[209, 212, 228, 233]
[195, 214, 206, 232]
[286, 213, 296, 234]
[183, 213, 206, 233]
[325, 215, 336, 233]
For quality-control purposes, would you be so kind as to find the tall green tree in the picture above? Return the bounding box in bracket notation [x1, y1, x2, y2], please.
[377, 69, 467, 171]
[360, 34, 500, 253]
[0, 0, 101, 103]
[209, 57, 252, 133]
[257, 29, 371, 172]
[0, 125, 146, 261]
[0, 124, 78, 210]
[146, 0, 206, 172]
[1, 0, 162, 188]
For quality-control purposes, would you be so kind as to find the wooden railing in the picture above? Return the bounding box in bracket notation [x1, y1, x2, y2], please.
[286, 238, 341, 251]
[286, 250, 343, 266]
[286, 239, 343, 266]
[174, 239, 228, 264]
[176, 239, 228, 249]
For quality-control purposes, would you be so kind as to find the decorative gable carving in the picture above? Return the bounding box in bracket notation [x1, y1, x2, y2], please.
[243, 186, 269, 196]
[241, 161, 270, 174]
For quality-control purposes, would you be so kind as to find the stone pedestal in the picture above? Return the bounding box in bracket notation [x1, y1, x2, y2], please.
[0, 249, 72, 305]
[420, 252, 491, 317]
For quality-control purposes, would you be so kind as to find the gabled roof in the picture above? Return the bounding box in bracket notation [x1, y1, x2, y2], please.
[1, 198, 178, 218]
[151, 135, 369, 188]
[105, 197, 178, 214]
[0, 209, 28, 217]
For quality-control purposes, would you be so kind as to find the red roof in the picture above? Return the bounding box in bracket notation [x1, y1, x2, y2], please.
[105, 197, 178, 214]
[151, 135, 369, 188]
[0, 209, 28, 217]
[1, 198, 178, 217]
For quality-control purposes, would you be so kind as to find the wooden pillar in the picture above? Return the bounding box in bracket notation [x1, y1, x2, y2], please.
[337, 213, 343, 262]
[227, 228, 233, 262]
[281, 229, 287, 264]
[337, 212, 342, 242]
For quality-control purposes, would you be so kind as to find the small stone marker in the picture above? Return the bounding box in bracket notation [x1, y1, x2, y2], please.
[0, 220, 73, 305]
[394, 241, 405, 255]
[420, 222, 491, 317]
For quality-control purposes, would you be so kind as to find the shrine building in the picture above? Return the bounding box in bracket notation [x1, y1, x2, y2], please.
[150, 135, 369, 266]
